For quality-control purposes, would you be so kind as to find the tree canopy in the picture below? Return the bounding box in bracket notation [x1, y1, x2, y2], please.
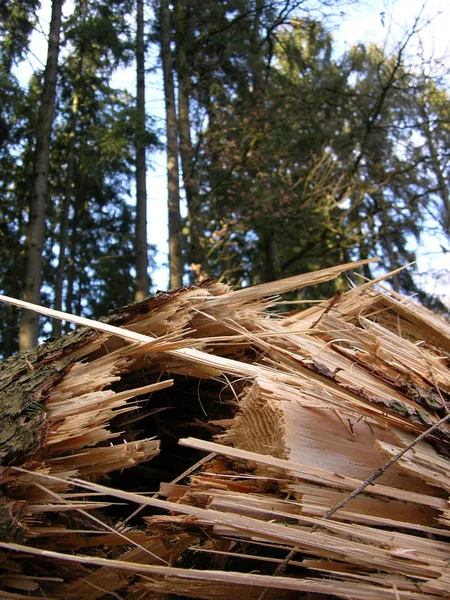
[0, 0, 449, 358]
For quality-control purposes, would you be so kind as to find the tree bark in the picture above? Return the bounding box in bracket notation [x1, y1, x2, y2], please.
[19, 0, 64, 351]
[135, 0, 150, 301]
[160, 0, 183, 289]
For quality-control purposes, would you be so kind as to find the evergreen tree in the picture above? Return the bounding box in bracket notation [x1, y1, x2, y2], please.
[412, 75, 450, 237]
[174, 0, 203, 280]
[1, 0, 449, 359]
[173, 4, 448, 303]
[19, 0, 64, 351]
[1, 0, 158, 355]
[160, 0, 183, 288]
[187, 12, 352, 286]
[0, 1, 40, 356]
[50, 0, 146, 324]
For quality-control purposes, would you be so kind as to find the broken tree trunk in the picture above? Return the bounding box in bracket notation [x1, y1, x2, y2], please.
[1, 259, 450, 600]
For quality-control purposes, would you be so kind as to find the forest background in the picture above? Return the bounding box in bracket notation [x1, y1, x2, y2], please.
[1, 0, 449, 359]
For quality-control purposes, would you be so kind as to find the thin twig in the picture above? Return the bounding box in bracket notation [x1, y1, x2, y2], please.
[310, 411, 450, 530]
[257, 410, 450, 600]
[309, 289, 343, 329]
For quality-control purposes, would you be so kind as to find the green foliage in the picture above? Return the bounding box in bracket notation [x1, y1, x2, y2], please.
[45, 0, 153, 324]
[185, 12, 359, 284]
[1, 0, 449, 358]
[177, 3, 449, 307]
[0, 1, 41, 357]
[0, 0, 158, 357]
[0, 0, 39, 70]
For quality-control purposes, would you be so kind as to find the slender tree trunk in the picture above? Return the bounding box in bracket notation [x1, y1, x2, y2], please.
[54, 0, 86, 336]
[420, 106, 450, 234]
[53, 92, 79, 337]
[3, 158, 29, 356]
[250, 0, 264, 93]
[261, 229, 282, 283]
[160, 0, 183, 289]
[135, 0, 150, 301]
[65, 256, 76, 334]
[175, 0, 203, 281]
[19, 0, 64, 351]
[64, 182, 82, 333]
[251, 0, 281, 284]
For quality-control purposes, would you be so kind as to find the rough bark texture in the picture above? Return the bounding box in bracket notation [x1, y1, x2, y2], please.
[19, 0, 64, 351]
[135, 0, 150, 301]
[0, 327, 97, 466]
[160, 0, 183, 289]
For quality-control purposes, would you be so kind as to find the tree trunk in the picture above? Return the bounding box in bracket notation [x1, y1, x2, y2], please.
[135, 0, 150, 301]
[250, 0, 265, 93]
[19, 0, 64, 351]
[175, 0, 203, 281]
[53, 0, 87, 336]
[160, 0, 183, 289]
[420, 105, 450, 235]
[251, 0, 282, 284]
[53, 92, 79, 337]
[64, 184, 82, 332]
[262, 229, 282, 283]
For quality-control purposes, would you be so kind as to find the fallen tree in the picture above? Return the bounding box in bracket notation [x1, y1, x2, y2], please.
[1, 259, 450, 599]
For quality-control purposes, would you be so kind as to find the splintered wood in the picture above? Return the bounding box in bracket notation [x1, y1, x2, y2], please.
[1, 259, 450, 599]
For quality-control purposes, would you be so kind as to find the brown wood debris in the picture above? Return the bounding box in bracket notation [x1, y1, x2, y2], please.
[1, 259, 450, 599]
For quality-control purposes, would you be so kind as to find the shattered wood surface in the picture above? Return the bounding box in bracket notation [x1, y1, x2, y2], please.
[1, 259, 450, 599]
